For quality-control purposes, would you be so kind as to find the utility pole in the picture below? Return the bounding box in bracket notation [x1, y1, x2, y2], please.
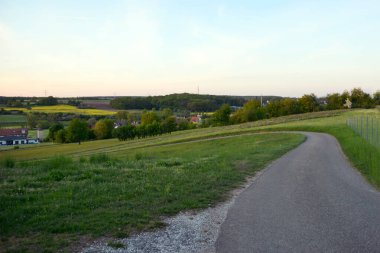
[197, 85, 199, 95]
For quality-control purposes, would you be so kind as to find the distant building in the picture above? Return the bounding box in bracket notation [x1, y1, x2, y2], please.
[190, 114, 203, 124]
[0, 128, 39, 145]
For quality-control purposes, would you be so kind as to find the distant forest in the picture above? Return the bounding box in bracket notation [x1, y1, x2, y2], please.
[110, 93, 281, 112]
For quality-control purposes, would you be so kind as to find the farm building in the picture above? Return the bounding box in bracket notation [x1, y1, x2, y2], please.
[190, 114, 203, 124]
[0, 128, 39, 145]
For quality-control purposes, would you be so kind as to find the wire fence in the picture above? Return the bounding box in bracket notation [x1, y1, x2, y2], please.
[347, 115, 380, 148]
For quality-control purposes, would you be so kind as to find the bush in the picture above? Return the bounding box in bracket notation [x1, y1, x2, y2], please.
[79, 156, 87, 163]
[135, 153, 143, 160]
[1, 157, 15, 168]
[41, 156, 73, 171]
[89, 153, 110, 164]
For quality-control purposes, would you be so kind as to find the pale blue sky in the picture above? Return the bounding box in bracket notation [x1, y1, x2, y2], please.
[0, 0, 379, 97]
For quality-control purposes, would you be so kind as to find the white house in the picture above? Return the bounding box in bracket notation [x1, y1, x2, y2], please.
[0, 128, 39, 145]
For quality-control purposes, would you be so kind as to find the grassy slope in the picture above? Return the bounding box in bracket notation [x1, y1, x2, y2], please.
[1, 108, 379, 252]
[0, 110, 346, 161]
[0, 133, 304, 253]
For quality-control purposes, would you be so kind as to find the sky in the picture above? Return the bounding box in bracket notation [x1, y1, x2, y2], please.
[0, 0, 379, 97]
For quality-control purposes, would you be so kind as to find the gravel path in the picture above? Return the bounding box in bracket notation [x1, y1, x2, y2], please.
[81, 170, 268, 253]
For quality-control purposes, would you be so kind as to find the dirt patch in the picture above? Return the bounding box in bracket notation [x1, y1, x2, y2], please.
[233, 160, 250, 171]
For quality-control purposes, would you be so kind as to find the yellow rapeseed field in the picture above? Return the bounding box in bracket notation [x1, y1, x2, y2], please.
[3, 105, 116, 116]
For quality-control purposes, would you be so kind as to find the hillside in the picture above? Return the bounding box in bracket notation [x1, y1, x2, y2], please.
[110, 93, 282, 112]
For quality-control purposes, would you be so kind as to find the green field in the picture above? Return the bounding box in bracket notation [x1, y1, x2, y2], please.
[0, 133, 304, 252]
[0, 115, 27, 127]
[2, 105, 116, 116]
[1, 108, 380, 252]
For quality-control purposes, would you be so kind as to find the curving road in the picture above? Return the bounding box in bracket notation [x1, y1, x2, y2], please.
[216, 132, 380, 253]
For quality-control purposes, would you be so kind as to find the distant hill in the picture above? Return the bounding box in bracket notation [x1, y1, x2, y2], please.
[110, 93, 283, 112]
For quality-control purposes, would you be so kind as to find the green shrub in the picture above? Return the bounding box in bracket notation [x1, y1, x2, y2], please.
[1, 157, 15, 168]
[89, 153, 110, 164]
[41, 156, 74, 171]
[79, 156, 87, 163]
[135, 153, 143, 161]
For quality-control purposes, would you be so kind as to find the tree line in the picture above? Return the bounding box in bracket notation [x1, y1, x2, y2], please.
[47, 109, 196, 144]
[209, 88, 379, 126]
[110, 93, 251, 112]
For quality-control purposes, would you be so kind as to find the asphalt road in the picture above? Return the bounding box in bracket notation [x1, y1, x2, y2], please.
[216, 132, 380, 253]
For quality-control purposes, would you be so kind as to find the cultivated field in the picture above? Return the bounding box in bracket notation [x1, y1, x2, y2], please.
[1, 108, 379, 252]
[0, 114, 27, 127]
[2, 105, 116, 116]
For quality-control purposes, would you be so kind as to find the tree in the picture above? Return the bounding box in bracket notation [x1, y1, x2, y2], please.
[127, 112, 141, 125]
[47, 123, 64, 141]
[87, 117, 97, 128]
[55, 129, 66, 143]
[326, 93, 343, 110]
[350, 88, 365, 108]
[299, 94, 319, 112]
[66, 118, 89, 144]
[232, 100, 265, 123]
[94, 119, 114, 139]
[266, 100, 282, 118]
[161, 108, 173, 120]
[350, 88, 375, 108]
[141, 110, 160, 125]
[115, 111, 129, 121]
[135, 124, 147, 139]
[26, 113, 38, 128]
[161, 116, 177, 134]
[38, 96, 58, 106]
[374, 91, 380, 105]
[145, 121, 161, 136]
[67, 100, 81, 107]
[113, 124, 135, 141]
[211, 104, 231, 126]
[279, 98, 301, 115]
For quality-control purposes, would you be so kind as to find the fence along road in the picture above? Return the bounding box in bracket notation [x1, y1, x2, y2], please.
[216, 132, 380, 253]
[347, 115, 380, 148]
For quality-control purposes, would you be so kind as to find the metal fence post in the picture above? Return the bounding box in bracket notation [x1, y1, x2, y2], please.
[371, 117, 374, 145]
[366, 116, 369, 141]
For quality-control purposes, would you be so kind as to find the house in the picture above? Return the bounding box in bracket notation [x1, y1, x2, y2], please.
[190, 114, 203, 124]
[0, 128, 39, 145]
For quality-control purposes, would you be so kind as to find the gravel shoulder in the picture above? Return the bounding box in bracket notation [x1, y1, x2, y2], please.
[81, 168, 270, 253]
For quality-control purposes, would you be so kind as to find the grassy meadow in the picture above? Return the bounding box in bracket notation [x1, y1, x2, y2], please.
[2, 105, 116, 116]
[1, 108, 380, 252]
[0, 133, 304, 252]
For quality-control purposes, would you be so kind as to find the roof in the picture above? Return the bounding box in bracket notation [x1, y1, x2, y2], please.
[0, 128, 28, 137]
